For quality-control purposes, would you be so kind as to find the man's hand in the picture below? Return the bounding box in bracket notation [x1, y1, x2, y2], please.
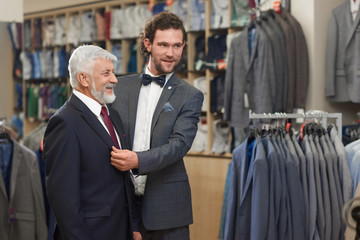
[133, 231, 142, 240]
[111, 147, 139, 171]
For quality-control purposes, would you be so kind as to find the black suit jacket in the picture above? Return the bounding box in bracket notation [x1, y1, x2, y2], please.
[44, 94, 137, 240]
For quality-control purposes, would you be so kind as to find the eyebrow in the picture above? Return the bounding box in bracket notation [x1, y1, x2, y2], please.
[157, 41, 183, 45]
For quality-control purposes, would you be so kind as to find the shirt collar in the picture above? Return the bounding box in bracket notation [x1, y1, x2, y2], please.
[73, 89, 108, 117]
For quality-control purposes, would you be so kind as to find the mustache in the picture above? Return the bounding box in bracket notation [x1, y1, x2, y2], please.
[104, 83, 115, 89]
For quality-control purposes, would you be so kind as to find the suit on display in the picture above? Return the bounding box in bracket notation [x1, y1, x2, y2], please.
[326, 0, 358, 102]
[44, 94, 136, 240]
[344, 0, 360, 103]
[224, 137, 269, 240]
[223, 25, 275, 129]
[0, 140, 48, 240]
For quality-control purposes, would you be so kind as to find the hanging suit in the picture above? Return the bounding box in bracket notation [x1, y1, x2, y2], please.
[344, 1, 360, 103]
[281, 9, 309, 109]
[223, 25, 275, 128]
[0, 141, 47, 240]
[224, 137, 269, 240]
[326, 0, 356, 102]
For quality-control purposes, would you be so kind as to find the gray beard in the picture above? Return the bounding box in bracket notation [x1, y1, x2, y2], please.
[91, 78, 116, 104]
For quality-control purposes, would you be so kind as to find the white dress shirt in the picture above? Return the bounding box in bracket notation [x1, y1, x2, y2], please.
[350, 0, 360, 21]
[73, 89, 121, 148]
[132, 60, 173, 195]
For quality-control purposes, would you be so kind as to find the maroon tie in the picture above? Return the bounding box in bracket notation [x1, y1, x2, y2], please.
[101, 106, 120, 149]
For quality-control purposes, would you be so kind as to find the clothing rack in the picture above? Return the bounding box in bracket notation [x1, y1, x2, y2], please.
[249, 110, 342, 139]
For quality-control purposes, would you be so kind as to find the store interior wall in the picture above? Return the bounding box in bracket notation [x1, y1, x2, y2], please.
[1, 0, 359, 126]
[0, 0, 23, 22]
[292, 0, 358, 125]
[0, 22, 15, 121]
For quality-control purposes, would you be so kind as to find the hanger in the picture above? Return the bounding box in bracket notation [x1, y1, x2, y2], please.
[0, 121, 12, 143]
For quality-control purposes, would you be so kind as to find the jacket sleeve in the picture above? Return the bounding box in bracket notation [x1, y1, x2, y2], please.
[325, 11, 338, 97]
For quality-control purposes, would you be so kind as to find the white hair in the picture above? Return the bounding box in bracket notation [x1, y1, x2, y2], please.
[68, 45, 117, 89]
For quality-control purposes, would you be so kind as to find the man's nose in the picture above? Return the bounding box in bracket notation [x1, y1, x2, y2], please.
[110, 72, 118, 83]
[165, 46, 174, 56]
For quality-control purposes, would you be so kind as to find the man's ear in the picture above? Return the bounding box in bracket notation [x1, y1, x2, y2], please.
[77, 72, 90, 87]
[144, 38, 152, 53]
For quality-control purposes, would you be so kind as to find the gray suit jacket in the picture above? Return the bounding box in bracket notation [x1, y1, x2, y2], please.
[261, 19, 287, 112]
[274, 12, 296, 112]
[282, 137, 306, 240]
[314, 136, 331, 240]
[301, 135, 318, 240]
[320, 135, 341, 240]
[330, 127, 353, 208]
[326, 0, 354, 102]
[0, 141, 47, 240]
[271, 137, 288, 240]
[263, 136, 280, 240]
[281, 9, 309, 109]
[112, 74, 204, 230]
[344, 2, 360, 102]
[309, 135, 325, 240]
[223, 26, 275, 128]
[291, 134, 309, 238]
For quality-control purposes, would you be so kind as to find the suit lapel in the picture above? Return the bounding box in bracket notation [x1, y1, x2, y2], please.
[240, 138, 258, 205]
[109, 106, 128, 149]
[345, 0, 360, 48]
[69, 94, 115, 149]
[240, 29, 251, 72]
[243, 25, 259, 81]
[150, 74, 178, 132]
[9, 141, 21, 204]
[0, 161, 7, 201]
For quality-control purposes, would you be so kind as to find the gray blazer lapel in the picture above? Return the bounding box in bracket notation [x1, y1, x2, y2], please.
[151, 75, 178, 132]
[240, 28, 251, 72]
[9, 141, 21, 203]
[245, 26, 259, 80]
[345, 0, 360, 47]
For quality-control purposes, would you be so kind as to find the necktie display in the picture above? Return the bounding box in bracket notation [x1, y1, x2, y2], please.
[101, 106, 120, 149]
[142, 73, 166, 87]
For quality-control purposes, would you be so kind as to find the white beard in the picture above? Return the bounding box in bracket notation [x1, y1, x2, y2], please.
[91, 78, 116, 104]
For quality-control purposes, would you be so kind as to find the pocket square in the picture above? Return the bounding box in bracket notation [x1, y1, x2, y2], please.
[163, 102, 174, 112]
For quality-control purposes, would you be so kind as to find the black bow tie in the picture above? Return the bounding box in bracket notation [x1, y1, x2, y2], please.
[142, 74, 166, 87]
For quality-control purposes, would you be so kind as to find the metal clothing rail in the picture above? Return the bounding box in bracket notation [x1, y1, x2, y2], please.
[249, 110, 343, 139]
